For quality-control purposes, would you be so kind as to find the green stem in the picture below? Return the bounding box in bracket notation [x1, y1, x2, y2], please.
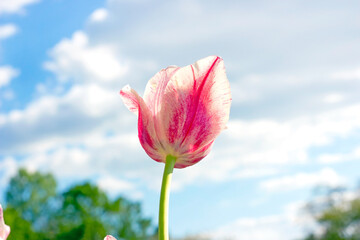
[158, 155, 177, 240]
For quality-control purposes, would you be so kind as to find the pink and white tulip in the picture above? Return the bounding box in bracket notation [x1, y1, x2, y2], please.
[0, 205, 10, 240]
[120, 56, 231, 168]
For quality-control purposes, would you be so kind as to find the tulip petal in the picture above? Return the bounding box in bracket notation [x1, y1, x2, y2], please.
[143, 66, 180, 155]
[160, 56, 231, 167]
[104, 235, 117, 240]
[143, 66, 180, 114]
[0, 205, 10, 240]
[120, 85, 164, 162]
[175, 140, 214, 168]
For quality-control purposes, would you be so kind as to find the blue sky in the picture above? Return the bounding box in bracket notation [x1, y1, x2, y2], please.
[0, 0, 360, 239]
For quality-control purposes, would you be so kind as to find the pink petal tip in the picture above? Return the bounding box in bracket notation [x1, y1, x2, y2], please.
[104, 235, 117, 240]
[0, 204, 10, 240]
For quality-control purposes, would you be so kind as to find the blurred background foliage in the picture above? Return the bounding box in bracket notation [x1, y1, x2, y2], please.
[2, 169, 360, 240]
[4, 169, 156, 240]
[302, 186, 360, 240]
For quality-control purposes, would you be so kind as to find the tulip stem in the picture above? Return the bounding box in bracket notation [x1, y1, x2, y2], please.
[159, 155, 176, 240]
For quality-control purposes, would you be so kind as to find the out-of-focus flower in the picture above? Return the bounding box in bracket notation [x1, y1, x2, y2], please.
[104, 235, 116, 240]
[0, 205, 10, 240]
[120, 56, 231, 168]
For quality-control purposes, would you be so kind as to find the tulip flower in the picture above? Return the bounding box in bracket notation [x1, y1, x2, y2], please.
[120, 56, 231, 240]
[0, 205, 10, 240]
[120, 56, 231, 168]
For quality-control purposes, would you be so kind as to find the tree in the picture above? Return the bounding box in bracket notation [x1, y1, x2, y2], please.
[5, 169, 58, 239]
[57, 182, 153, 240]
[4, 207, 42, 240]
[4, 169, 155, 240]
[302, 186, 360, 240]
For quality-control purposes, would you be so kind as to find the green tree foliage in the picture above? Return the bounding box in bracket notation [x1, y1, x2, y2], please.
[6, 169, 57, 231]
[302, 187, 360, 240]
[4, 207, 43, 240]
[4, 169, 155, 240]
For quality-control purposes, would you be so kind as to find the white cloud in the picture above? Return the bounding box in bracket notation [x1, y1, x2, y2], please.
[44, 31, 128, 84]
[89, 8, 108, 22]
[231, 70, 360, 116]
[0, 66, 19, 88]
[0, 0, 40, 15]
[222, 103, 360, 168]
[260, 168, 345, 192]
[97, 0, 360, 75]
[207, 200, 315, 240]
[0, 145, 145, 200]
[0, 24, 17, 39]
[209, 215, 301, 240]
[317, 154, 343, 164]
[317, 146, 360, 164]
[323, 93, 344, 104]
[23, 147, 91, 177]
[13, 135, 147, 199]
[97, 176, 134, 192]
[331, 68, 360, 80]
[11, 131, 142, 178]
[0, 157, 18, 191]
[234, 168, 280, 179]
[0, 83, 125, 153]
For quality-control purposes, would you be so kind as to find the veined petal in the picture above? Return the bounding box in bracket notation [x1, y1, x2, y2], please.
[0, 205, 10, 240]
[119, 85, 142, 115]
[175, 140, 214, 168]
[104, 235, 117, 240]
[143, 66, 180, 155]
[143, 66, 180, 114]
[120, 85, 164, 162]
[184, 56, 231, 146]
[160, 56, 231, 166]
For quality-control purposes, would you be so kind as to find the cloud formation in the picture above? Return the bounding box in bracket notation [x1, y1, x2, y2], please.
[0, 66, 19, 88]
[44, 31, 128, 84]
[89, 8, 108, 22]
[0, 24, 17, 40]
[0, 0, 40, 15]
[260, 168, 344, 192]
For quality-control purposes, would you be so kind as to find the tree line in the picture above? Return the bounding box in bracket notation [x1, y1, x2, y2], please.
[4, 169, 156, 240]
[301, 186, 360, 240]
